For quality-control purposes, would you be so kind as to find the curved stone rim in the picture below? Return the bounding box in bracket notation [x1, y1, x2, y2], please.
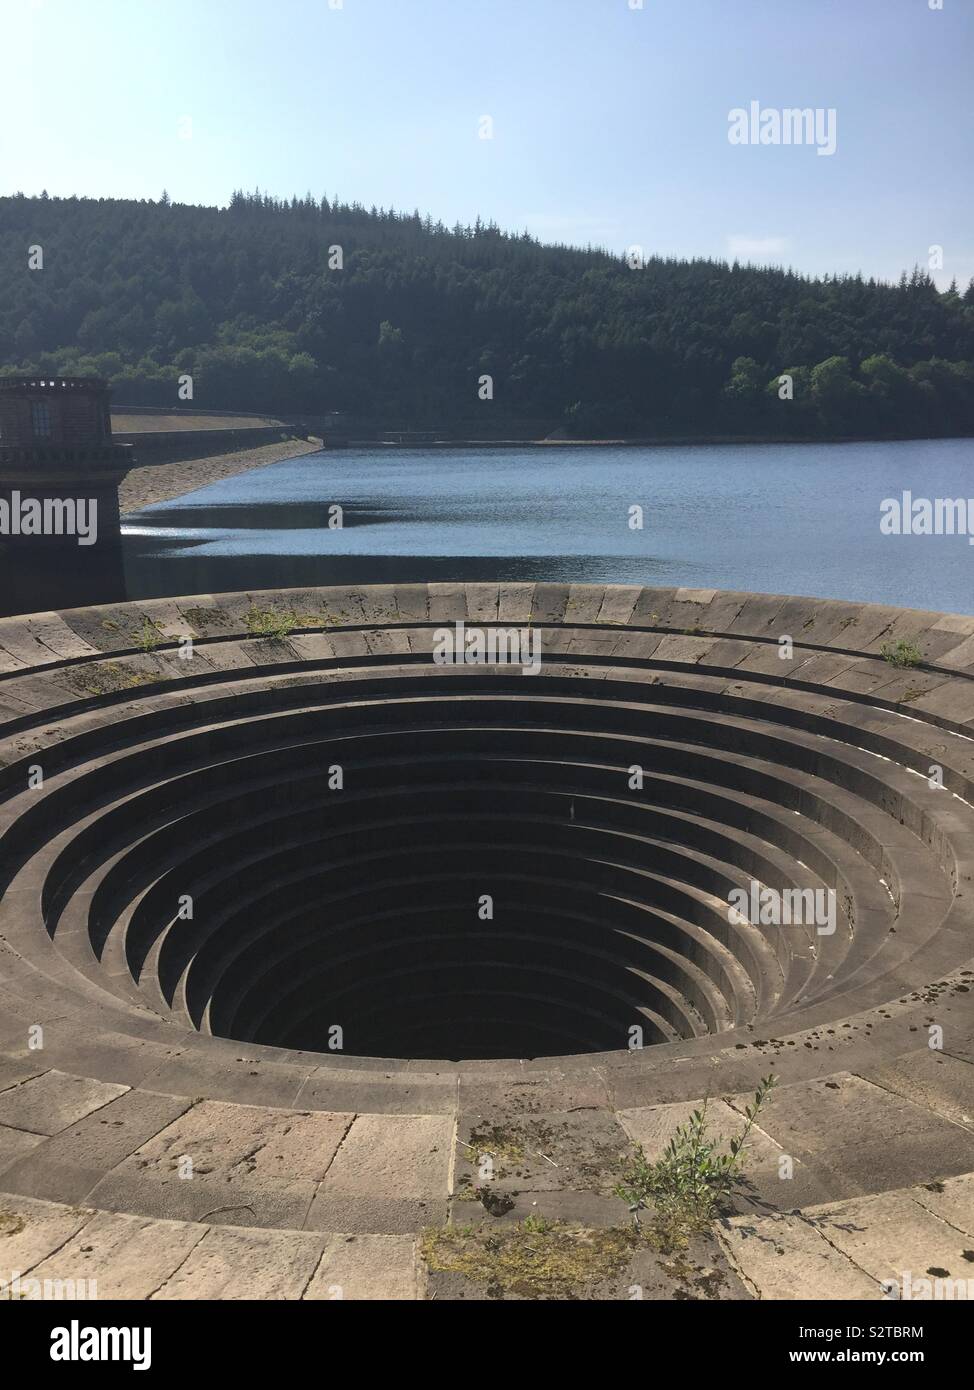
[0, 581, 971, 1103]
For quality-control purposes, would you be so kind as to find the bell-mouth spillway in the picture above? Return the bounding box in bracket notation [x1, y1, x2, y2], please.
[1, 580, 972, 1070]
[1, 581, 973, 1274]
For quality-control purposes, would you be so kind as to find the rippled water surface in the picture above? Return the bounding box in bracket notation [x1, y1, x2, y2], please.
[122, 438, 974, 613]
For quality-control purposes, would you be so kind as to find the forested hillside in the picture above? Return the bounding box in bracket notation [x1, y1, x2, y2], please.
[2, 190, 974, 439]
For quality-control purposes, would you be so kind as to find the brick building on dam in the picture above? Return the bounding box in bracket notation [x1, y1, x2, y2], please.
[0, 377, 130, 617]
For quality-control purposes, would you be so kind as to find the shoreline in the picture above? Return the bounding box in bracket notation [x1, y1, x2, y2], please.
[335, 430, 974, 449]
[119, 437, 321, 512]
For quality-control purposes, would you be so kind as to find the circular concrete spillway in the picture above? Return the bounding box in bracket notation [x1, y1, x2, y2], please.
[1, 582, 973, 1075]
[2, 582, 974, 1300]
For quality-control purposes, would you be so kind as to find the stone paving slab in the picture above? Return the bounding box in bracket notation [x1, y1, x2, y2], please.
[529, 583, 570, 624]
[305, 1113, 452, 1235]
[126, 1100, 354, 1182]
[459, 1069, 611, 1115]
[428, 582, 469, 623]
[672, 589, 748, 632]
[0, 1071, 128, 1136]
[304, 1233, 420, 1300]
[454, 1107, 629, 1196]
[394, 584, 431, 622]
[85, 1168, 319, 1230]
[857, 1052, 974, 1130]
[911, 683, 974, 723]
[720, 1168, 974, 1300]
[0, 1123, 43, 1173]
[811, 1189, 974, 1290]
[628, 587, 681, 626]
[652, 633, 718, 665]
[718, 1211, 881, 1300]
[784, 652, 863, 687]
[27, 1208, 205, 1300]
[24, 614, 104, 661]
[24, 1030, 181, 1089]
[134, 1053, 312, 1109]
[0, 1192, 94, 1273]
[294, 1070, 456, 1116]
[0, 1089, 191, 1205]
[18, 1089, 190, 1170]
[745, 1072, 974, 1198]
[595, 585, 641, 626]
[465, 583, 502, 622]
[84, 1101, 354, 1229]
[304, 1190, 448, 1236]
[315, 1113, 453, 1197]
[151, 1223, 326, 1300]
[0, 1056, 46, 1092]
[911, 1172, 974, 1234]
[564, 584, 608, 625]
[0, 1155, 120, 1209]
[937, 632, 974, 671]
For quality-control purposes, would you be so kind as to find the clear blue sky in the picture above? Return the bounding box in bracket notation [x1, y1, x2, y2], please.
[2, 0, 971, 287]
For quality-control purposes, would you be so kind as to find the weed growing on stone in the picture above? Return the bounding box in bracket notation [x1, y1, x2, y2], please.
[521, 1212, 554, 1234]
[131, 617, 162, 652]
[243, 605, 299, 640]
[614, 1074, 777, 1251]
[880, 638, 923, 668]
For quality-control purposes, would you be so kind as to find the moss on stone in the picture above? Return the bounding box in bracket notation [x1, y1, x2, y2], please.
[64, 662, 156, 695]
[421, 1218, 640, 1299]
[0, 1208, 26, 1237]
[183, 607, 230, 632]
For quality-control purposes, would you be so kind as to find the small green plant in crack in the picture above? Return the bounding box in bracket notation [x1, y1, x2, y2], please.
[880, 638, 923, 669]
[131, 617, 162, 653]
[242, 604, 300, 641]
[521, 1213, 555, 1235]
[615, 1074, 777, 1251]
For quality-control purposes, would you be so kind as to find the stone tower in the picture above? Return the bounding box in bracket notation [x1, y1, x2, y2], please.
[0, 377, 132, 616]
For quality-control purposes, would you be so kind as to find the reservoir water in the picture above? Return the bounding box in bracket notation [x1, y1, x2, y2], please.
[122, 436, 974, 614]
